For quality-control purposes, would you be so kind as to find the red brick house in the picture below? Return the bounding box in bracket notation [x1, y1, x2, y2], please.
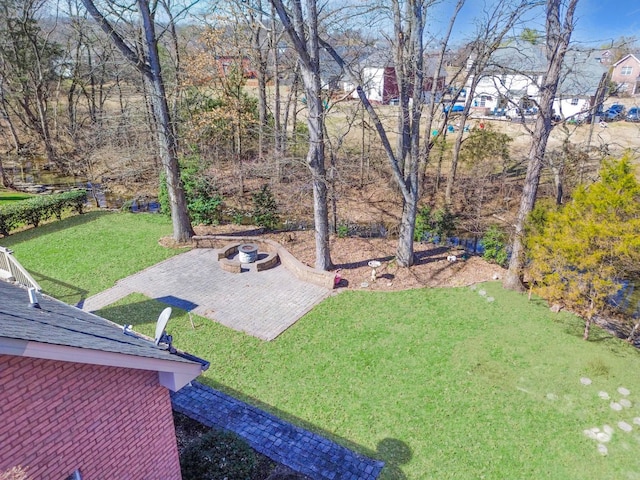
[0, 279, 207, 479]
[611, 54, 640, 95]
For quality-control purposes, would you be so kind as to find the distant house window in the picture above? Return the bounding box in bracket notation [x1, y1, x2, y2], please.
[65, 470, 82, 480]
[479, 95, 492, 107]
[621, 66, 633, 75]
[571, 98, 579, 105]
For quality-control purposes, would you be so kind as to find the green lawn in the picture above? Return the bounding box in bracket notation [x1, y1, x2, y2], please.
[0, 189, 33, 204]
[0, 211, 182, 305]
[99, 288, 640, 480]
[5, 213, 640, 479]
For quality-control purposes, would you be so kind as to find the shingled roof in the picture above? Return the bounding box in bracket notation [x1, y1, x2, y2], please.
[0, 280, 206, 391]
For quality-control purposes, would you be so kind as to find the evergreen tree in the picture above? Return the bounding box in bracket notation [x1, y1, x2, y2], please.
[526, 157, 640, 340]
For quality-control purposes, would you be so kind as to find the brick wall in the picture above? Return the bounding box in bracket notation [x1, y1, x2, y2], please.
[0, 355, 182, 479]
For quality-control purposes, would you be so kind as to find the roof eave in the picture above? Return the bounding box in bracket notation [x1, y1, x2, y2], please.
[0, 337, 203, 392]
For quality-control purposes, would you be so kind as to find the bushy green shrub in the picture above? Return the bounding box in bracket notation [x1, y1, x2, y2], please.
[413, 206, 456, 242]
[336, 222, 349, 238]
[0, 190, 86, 236]
[159, 158, 223, 225]
[180, 428, 256, 480]
[414, 206, 431, 241]
[251, 184, 279, 231]
[0, 203, 20, 236]
[431, 207, 456, 239]
[482, 224, 509, 266]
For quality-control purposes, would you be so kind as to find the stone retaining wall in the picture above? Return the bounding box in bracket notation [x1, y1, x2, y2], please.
[193, 235, 336, 289]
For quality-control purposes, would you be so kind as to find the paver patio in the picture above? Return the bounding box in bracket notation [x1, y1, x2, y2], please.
[81, 248, 332, 340]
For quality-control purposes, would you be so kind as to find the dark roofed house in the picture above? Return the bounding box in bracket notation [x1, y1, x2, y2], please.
[0, 265, 207, 479]
[466, 42, 608, 119]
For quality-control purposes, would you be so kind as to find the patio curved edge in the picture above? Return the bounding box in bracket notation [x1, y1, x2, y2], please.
[193, 235, 336, 290]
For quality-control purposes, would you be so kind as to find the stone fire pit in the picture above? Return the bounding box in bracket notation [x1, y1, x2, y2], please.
[238, 243, 259, 263]
[217, 242, 279, 273]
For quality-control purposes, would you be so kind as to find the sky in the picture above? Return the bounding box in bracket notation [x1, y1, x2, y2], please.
[426, 0, 640, 49]
[574, 0, 640, 46]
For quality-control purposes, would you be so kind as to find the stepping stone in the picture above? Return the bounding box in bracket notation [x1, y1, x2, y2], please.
[620, 398, 632, 408]
[618, 421, 633, 433]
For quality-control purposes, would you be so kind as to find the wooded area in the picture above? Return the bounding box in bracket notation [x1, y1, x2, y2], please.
[1, 0, 639, 320]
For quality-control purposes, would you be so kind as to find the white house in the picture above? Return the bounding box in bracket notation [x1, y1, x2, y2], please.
[344, 51, 447, 105]
[464, 42, 607, 120]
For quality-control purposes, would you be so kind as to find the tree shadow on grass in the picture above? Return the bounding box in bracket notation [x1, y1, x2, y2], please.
[97, 296, 413, 480]
[0, 210, 111, 245]
[199, 376, 412, 480]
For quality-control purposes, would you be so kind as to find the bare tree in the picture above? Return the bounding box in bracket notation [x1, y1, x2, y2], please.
[445, 0, 530, 206]
[326, 0, 465, 266]
[504, 0, 580, 291]
[80, 0, 194, 242]
[229, 0, 271, 159]
[0, 0, 61, 167]
[269, 0, 332, 270]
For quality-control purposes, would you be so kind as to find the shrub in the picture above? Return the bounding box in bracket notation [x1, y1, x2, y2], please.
[414, 206, 456, 242]
[180, 428, 256, 480]
[336, 222, 349, 238]
[0, 190, 86, 236]
[0, 203, 20, 236]
[252, 184, 279, 231]
[431, 207, 456, 239]
[61, 190, 86, 214]
[482, 225, 509, 266]
[159, 158, 223, 225]
[414, 206, 431, 241]
[525, 156, 640, 340]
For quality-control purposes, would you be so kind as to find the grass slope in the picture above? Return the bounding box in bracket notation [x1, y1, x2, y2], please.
[0, 190, 33, 204]
[99, 285, 640, 480]
[0, 211, 180, 304]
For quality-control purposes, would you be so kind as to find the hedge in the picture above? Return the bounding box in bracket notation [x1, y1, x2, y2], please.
[0, 190, 86, 236]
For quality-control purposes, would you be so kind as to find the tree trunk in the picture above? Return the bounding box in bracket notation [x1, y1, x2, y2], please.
[585, 72, 608, 151]
[552, 165, 563, 205]
[583, 315, 591, 340]
[138, 0, 193, 242]
[301, 66, 332, 270]
[251, 4, 268, 160]
[504, 113, 550, 291]
[0, 97, 21, 153]
[271, 4, 285, 164]
[0, 158, 11, 188]
[397, 196, 417, 266]
[270, 0, 332, 270]
[504, 0, 579, 291]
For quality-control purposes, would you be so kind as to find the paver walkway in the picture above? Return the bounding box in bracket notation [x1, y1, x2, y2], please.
[81, 248, 331, 340]
[171, 381, 385, 480]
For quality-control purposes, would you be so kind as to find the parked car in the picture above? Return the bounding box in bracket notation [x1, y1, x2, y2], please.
[505, 106, 537, 121]
[603, 104, 626, 121]
[443, 103, 465, 113]
[626, 106, 640, 122]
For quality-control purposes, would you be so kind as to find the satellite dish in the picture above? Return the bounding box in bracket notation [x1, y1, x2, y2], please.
[154, 307, 172, 346]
